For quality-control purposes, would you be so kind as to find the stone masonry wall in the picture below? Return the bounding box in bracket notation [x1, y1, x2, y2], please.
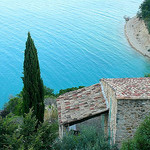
[116, 99, 150, 148]
[76, 112, 108, 134]
[101, 80, 118, 144]
[76, 115, 102, 131]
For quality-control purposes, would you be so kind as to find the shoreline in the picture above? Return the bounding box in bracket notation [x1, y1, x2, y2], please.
[125, 16, 150, 58]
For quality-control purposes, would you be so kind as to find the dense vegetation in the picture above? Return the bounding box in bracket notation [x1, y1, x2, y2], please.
[22, 32, 44, 124]
[1, 111, 119, 150]
[55, 86, 84, 97]
[53, 127, 118, 150]
[144, 73, 150, 77]
[137, 0, 150, 33]
[0, 110, 58, 150]
[121, 115, 150, 150]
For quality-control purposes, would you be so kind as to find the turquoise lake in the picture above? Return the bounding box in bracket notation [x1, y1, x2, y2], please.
[0, 0, 150, 108]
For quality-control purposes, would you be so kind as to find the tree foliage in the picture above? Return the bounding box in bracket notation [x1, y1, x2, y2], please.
[22, 32, 44, 123]
[44, 86, 55, 97]
[144, 73, 150, 77]
[0, 110, 58, 150]
[0, 114, 18, 149]
[4, 96, 23, 116]
[56, 86, 85, 97]
[138, 0, 150, 33]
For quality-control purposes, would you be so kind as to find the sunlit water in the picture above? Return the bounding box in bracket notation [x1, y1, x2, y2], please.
[0, 0, 149, 108]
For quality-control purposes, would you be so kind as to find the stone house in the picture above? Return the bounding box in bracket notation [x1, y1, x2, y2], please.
[56, 77, 150, 148]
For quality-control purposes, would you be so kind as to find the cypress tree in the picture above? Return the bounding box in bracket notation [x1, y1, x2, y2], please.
[22, 32, 44, 123]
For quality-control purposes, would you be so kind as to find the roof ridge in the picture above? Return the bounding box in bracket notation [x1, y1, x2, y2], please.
[100, 77, 150, 100]
[100, 77, 150, 81]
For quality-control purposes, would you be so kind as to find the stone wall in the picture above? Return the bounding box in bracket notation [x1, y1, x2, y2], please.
[101, 80, 118, 144]
[76, 115, 102, 131]
[76, 113, 108, 134]
[116, 99, 150, 148]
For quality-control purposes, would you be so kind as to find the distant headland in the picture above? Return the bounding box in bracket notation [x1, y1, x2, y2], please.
[125, 16, 150, 58]
[125, 0, 150, 58]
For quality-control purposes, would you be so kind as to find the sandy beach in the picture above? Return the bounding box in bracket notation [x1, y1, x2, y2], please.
[125, 16, 150, 58]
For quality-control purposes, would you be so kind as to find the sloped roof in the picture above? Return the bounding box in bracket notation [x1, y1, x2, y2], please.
[101, 77, 150, 99]
[57, 83, 108, 125]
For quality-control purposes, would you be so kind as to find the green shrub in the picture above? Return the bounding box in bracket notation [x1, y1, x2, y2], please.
[4, 96, 23, 116]
[56, 86, 85, 97]
[0, 114, 20, 149]
[134, 116, 150, 150]
[121, 139, 137, 150]
[121, 115, 150, 150]
[53, 126, 118, 150]
[0, 109, 10, 118]
[44, 86, 55, 97]
[144, 73, 150, 77]
[0, 110, 58, 150]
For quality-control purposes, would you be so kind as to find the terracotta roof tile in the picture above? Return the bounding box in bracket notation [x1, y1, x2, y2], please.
[57, 83, 108, 125]
[101, 77, 150, 99]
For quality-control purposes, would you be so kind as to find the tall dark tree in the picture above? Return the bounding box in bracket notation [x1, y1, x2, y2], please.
[22, 32, 44, 123]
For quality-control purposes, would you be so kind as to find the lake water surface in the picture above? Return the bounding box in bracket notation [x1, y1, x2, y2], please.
[0, 0, 149, 108]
